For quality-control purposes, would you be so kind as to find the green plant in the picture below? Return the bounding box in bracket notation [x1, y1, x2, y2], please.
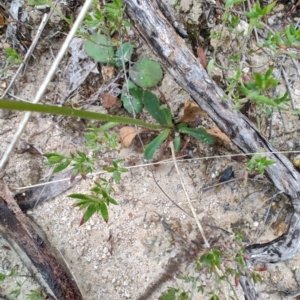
[159, 232, 262, 300]
[26, 289, 44, 300]
[237, 67, 290, 113]
[1, 48, 22, 75]
[69, 178, 118, 224]
[103, 159, 127, 183]
[81, 0, 130, 36]
[263, 24, 300, 54]
[0, 99, 213, 160]
[246, 150, 275, 175]
[206, 0, 297, 134]
[45, 151, 94, 181]
[0, 269, 43, 299]
[27, 0, 73, 25]
[4, 48, 22, 64]
[84, 122, 119, 153]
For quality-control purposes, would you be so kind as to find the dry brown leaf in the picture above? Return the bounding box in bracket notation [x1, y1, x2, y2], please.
[120, 127, 143, 147]
[178, 100, 207, 123]
[101, 65, 115, 82]
[197, 46, 207, 69]
[102, 92, 119, 108]
[206, 127, 231, 145]
[0, 13, 4, 28]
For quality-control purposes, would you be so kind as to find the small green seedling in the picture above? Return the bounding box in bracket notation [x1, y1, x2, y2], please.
[238, 67, 290, 112]
[4, 48, 22, 64]
[0, 269, 42, 300]
[247, 150, 275, 175]
[84, 122, 119, 153]
[26, 289, 44, 300]
[103, 159, 127, 183]
[45, 151, 94, 181]
[69, 178, 118, 224]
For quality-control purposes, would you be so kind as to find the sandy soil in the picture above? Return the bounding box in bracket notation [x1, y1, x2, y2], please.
[1, 0, 300, 300]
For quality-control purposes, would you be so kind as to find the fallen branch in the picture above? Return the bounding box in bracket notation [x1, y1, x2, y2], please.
[0, 181, 83, 300]
[123, 0, 300, 298]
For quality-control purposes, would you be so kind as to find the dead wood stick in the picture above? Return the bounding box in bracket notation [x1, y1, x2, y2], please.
[0, 181, 83, 300]
[123, 0, 300, 298]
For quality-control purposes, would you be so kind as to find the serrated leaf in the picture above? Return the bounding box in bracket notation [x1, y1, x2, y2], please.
[115, 42, 134, 68]
[177, 124, 214, 144]
[85, 34, 114, 64]
[129, 58, 163, 88]
[121, 80, 144, 114]
[144, 129, 170, 160]
[144, 91, 171, 125]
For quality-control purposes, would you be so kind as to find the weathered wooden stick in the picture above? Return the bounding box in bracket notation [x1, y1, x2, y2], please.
[0, 181, 83, 300]
[123, 0, 300, 298]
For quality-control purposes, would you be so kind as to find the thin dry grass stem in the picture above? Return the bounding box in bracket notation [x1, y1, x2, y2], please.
[281, 67, 295, 109]
[0, 0, 93, 172]
[291, 57, 300, 78]
[14, 150, 300, 191]
[169, 142, 234, 300]
[1, 13, 50, 99]
[169, 141, 210, 248]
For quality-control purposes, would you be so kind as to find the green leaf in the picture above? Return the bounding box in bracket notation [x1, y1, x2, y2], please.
[160, 106, 173, 126]
[207, 58, 215, 74]
[0, 273, 6, 281]
[174, 135, 181, 152]
[85, 34, 114, 64]
[108, 197, 118, 205]
[115, 42, 134, 68]
[261, 1, 276, 15]
[83, 204, 97, 224]
[129, 58, 163, 88]
[53, 159, 71, 173]
[144, 129, 170, 160]
[10, 286, 21, 298]
[143, 91, 172, 125]
[121, 80, 144, 114]
[100, 202, 109, 222]
[28, 0, 50, 5]
[44, 153, 64, 164]
[225, 0, 244, 9]
[159, 287, 178, 300]
[71, 193, 100, 202]
[244, 11, 259, 19]
[177, 124, 214, 144]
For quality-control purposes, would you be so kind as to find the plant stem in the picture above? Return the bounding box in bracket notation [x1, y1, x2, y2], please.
[0, 100, 167, 131]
